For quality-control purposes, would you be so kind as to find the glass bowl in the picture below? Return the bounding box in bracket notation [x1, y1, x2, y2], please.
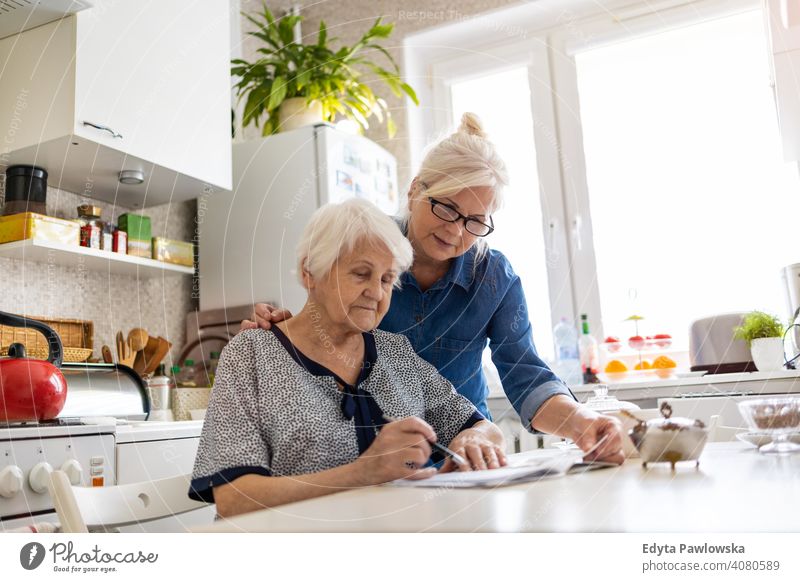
[737, 397, 800, 454]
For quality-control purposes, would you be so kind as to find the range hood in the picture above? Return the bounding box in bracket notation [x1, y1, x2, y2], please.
[0, 0, 91, 41]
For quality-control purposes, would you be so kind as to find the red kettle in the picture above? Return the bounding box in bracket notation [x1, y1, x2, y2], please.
[0, 311, 67, 422]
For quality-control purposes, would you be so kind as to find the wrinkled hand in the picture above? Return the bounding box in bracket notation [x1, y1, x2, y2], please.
[440, 428, 508, 473]
[239, 302, 293, 333]
[570, 414, 625, 465]
[355, 417, 438, 484]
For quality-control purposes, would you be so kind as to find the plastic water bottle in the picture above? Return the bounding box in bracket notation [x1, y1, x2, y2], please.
[553, 318, 582, 386]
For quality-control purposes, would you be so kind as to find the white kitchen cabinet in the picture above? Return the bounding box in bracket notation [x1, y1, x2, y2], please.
[0, 0, 231, 208]
[115, 422, 215, 532]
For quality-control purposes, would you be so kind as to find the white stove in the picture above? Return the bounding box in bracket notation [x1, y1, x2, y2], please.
[0, 418, 212, 532]
[0, 420, 116, 531]
[0, 357, 214, 532]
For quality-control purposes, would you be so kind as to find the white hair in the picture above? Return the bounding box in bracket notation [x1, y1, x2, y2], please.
[297, 198, 413, 287]
[403, 112, 509, 259]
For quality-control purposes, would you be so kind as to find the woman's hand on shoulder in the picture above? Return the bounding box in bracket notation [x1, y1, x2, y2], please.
[239, 303, 293, 333]
[440, 425, 508, 473]
[354, 417, 438, 485]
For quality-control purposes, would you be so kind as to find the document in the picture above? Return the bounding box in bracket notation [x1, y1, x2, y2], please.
[390, 453, 616, 489]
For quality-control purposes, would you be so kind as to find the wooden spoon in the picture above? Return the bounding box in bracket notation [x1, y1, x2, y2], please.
[128, 328, 150, 352]
[133, 336, 159, 376]
[101, 345, 113, 364]
[142, 337, 172, 376]
[115, 331, 124, 361]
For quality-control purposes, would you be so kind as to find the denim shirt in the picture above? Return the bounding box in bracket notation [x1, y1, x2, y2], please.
[379, 245, 576, 432]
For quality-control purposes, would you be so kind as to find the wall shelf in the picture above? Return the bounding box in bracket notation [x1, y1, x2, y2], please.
[0, 239, 194, 277]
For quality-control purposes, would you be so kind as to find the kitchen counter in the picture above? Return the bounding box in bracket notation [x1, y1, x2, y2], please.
[573, 369, 800, 409]
[114, 420, 204, 443]
[573, 368, 800, 394]
[190, 442, 800, 533]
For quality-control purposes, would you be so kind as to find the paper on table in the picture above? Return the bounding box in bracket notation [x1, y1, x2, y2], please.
[390, 454, 583, 489]
[391, 434, 617, 488]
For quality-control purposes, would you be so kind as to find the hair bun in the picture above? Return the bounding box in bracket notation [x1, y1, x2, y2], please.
[458, 112, 487, 138]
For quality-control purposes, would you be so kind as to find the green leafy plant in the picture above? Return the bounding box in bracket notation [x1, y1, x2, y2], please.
[734, 311, 785, 345]
[232, 3, 419, 137]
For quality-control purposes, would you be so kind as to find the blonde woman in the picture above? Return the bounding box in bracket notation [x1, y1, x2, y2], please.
[245, 113, 624, 466]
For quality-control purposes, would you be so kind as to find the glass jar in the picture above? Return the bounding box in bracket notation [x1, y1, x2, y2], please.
[77, 204, 104, 249]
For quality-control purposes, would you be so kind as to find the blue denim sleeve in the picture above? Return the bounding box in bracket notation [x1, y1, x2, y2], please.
[487, 271, 577, 434]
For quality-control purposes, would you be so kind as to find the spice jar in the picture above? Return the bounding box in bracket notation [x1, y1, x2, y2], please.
[77, 204, 104, 250]
[101, 223, 114, 251]
[112, 227, 127, 254]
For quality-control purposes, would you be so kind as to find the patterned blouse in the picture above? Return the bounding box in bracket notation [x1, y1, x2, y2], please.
[189, 327, 483, 503]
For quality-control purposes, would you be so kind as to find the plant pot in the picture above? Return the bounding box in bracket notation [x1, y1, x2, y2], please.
[278, 98, 323, 132]
[750, 337, 785, 371]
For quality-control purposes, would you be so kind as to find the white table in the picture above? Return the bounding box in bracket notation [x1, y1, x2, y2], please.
[190, 443, 800, 532]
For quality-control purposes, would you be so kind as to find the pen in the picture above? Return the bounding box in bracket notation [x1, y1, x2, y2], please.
[581, 433, 610, 461]
[382, 414, 469, 467]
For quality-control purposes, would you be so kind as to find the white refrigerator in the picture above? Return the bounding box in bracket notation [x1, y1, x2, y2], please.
[199, 124, 400, 314]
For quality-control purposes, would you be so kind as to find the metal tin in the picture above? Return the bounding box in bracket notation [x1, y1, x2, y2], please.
[0, 212, 80, 245]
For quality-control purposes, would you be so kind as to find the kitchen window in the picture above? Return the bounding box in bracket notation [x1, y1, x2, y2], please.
[449, 67, 555, 360]
[573, 8, 800, 347]
[408, 0, 798, 357]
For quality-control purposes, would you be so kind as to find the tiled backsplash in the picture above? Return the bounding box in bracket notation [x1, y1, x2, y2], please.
[0, 182, 198, 367]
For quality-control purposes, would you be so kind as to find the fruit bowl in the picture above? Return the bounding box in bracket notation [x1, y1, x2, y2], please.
[597, 367, 678, 384]
[600, 354, 678, 383]
[737, 397, 800, 454]
[649, 335, 673, 349]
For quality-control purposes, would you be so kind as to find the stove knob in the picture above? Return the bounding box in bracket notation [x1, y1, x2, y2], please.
[60, 459, 83, 486]
[0, 465, 24, 498]
[28, 462, 54, 494]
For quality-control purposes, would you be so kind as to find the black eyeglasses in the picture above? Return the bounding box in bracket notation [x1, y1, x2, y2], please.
[428, 197, 494, 237]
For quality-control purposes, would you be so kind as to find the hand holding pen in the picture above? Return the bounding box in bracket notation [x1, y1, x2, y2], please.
[383, 415, 510, 474]
[382, 415, 469, 469]
[354, 416, 439, 484]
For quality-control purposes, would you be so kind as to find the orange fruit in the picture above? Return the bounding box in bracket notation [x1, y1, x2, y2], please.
[634, 360, 651, 370]
[652, 356, 677, 369]
[652, 355, 677, 378]
[604, 360, 628, 373]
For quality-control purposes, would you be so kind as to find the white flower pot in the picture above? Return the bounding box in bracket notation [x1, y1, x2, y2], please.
[278, 97, 323, 132]
[750, 337, 785, 371]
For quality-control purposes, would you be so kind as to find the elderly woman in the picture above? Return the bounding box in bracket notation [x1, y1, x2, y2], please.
[190, 198, 506, 517]
[246, 113, 625, 465]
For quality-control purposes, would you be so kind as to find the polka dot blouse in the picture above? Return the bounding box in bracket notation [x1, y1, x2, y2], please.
[189, 327, 484, 503]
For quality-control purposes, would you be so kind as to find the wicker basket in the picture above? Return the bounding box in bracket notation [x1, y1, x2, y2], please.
[171, 387, 212, 421]
[0, 345, 92, 362]
[0, 316, 93, 359]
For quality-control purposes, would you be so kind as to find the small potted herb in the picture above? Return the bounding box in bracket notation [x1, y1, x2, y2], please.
[232, 4, 418, 137]
[733, 311, 786, 371]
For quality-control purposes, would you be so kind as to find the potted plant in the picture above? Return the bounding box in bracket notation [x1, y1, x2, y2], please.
[733, 311, 786, 371]
[232, 4, 418, 137]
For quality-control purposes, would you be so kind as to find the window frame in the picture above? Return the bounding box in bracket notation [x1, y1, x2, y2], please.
[429, 40, 577, 337]
[404, 0, 762, 341]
